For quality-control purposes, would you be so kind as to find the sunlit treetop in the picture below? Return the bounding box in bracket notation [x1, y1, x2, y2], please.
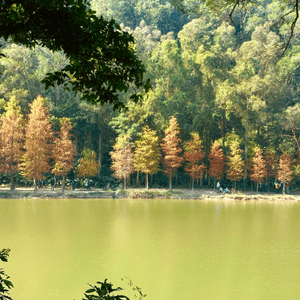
[0, 0, 151, 110]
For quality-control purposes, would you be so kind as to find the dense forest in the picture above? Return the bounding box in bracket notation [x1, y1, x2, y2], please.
[1, 0, 300, 190]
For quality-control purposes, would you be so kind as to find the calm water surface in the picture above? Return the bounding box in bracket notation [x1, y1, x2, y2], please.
[0, 199, 300, 300]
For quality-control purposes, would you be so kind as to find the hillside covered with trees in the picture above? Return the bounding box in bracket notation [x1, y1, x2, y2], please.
[1, 0, 300, 191]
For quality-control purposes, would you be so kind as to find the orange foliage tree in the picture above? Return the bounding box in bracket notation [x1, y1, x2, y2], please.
[250, 147, 267, 192]
[277, 152, 293, 194]
[21, 96, 53, 190]
[0, 96, 24, 191]
[264, 147, 278, 191]
[183, 132, 205, 190]
[161, 116, 184, 190]
[134, 126, 161, 190]
[208, 140, 225, 190]
[52, 118, 76, 191]
[110, 136, 134, 189]
[226, 140, 244, 191]
[76, 148, 100, 180]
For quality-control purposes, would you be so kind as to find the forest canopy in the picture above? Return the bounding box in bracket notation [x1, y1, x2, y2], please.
[0, 0, 150, 109]
[1, 0, 300, 191]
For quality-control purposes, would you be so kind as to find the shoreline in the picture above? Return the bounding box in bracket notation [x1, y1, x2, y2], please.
[0, 187, 299, 202]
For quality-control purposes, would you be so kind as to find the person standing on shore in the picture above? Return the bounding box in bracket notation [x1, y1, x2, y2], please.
[217, 181, 220, 193]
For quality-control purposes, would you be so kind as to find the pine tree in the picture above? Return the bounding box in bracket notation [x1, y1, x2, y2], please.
[183, 132, 205, 190]
[161, 116, 184, 190]
[76, 148, 100, 179]
[208, 140, 225, 190]
[110, 135, 134, 189]
[250, 147, 267, 192]
[226, 140, 244, 191]
[21, 96, 53, 190]
[134, 126, 161, 190]
[0, 96, 24, 191]
[52, 118, 76, 192]
[277, 152, 293, 194]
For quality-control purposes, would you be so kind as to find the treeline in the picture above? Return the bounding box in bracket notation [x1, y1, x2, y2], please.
[1, 0, 300, 190]
[0, 96, 99, 190]
[111, 115, 293, 193]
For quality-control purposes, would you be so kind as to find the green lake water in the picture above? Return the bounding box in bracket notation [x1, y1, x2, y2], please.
[1, 198, 300, 300]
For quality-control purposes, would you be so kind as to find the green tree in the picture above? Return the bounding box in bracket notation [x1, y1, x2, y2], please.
[134, 126, 161, 189]
[0, 0, 150, 109]
[0, 248, 13, 300]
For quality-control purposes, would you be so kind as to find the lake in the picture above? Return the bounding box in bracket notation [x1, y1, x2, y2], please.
[1, 198, 300, 300]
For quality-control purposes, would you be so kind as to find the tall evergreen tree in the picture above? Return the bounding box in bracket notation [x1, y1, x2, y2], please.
[134, 126, 161, 190]
[21, 96, 53, 190]
[0, 96, 24, 191]
[52, 118, 76, 192]
[161, 116, 184, 190]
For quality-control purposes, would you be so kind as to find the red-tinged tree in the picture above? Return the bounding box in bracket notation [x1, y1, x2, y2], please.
[277, 152, 293, 194]
[0, 96, 24, 191]
[110, 136, 134, 189]
[226, 140, 244, 192]
[161, 116, 184, 190]
[21, 96, 53, 190]
[208, 140, 225, 190]
[76, 148, 100, 179]
[184, 132, 205, 190]
[264, 147, 278, 191]
[52, 118, 76, 192]
[250, 147, 267, 192]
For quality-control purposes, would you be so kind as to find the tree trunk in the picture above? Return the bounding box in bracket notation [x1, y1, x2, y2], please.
[136, 171, 139, 185]
[169, 174, 172, 191]
[98, 133, 102, 175]
[62, 174, 65, 192]
[34, 179, 37, 191]
[282, 182, 285, 194]
[256, 182, 258, 193]
[192, 177, 194, 191]
[234, 181, 237, 192]
[10, 173, 14, 191]
[214, 178, 216, 190]
[145, 173, 149, 190]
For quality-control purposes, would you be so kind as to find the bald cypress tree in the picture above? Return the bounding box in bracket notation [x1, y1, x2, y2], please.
[161, 116, 184, 190]
[0, 96, 24, 191]
[183, 132, 205, 190]
[226, 140, 244, 192]
[21, 96, 53, 190]
[52, 118, 76, 192]
[134, 126, 161, 190]
[277, 152, 293, 194]
[250, 147, 267, 192]
[208, 140, 225, 190]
